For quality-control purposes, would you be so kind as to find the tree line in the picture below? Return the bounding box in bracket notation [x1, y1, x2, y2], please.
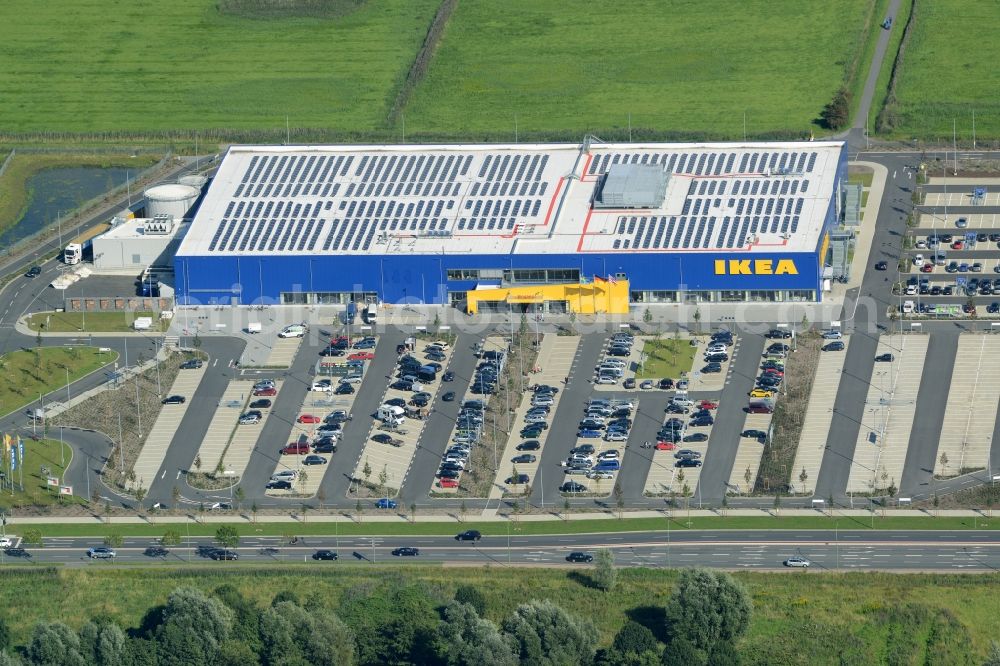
[0, 568, 753, 666]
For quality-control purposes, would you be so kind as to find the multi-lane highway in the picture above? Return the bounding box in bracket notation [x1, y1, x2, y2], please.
[9, 529, 1000, 571]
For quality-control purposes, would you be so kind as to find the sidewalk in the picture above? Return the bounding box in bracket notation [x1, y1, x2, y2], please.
[2, 507, 986, 526]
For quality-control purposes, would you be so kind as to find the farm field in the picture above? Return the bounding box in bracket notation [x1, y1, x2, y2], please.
[0, 567, 997, 664]
[0, 0, 438, 134]
[404, 0, 881, 140]
[886, 1, 1000, 140]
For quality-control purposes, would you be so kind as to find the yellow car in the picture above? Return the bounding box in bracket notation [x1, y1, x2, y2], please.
[749, 389, 774, 399]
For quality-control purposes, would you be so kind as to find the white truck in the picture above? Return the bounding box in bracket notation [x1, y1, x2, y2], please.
[364, 302, 378, 324]
[63, 242, 84, 265]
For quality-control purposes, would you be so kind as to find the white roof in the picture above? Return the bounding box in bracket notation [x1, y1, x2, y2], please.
[177, 141, 843, 258]
[98, 217, 188, 241]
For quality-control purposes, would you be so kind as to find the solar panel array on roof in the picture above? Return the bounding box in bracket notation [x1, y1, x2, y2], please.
[206, 151, 558, 253]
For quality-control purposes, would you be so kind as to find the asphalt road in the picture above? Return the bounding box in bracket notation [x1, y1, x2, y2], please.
[697, 332, 764, 500]
[11, 529, 1000, 571]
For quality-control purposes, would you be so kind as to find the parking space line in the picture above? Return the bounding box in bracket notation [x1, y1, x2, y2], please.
[847, 334, 928, 493]
[933, 335, 1000, 477]
[129, 363, 208, 490]
[791, 335, 851, 494]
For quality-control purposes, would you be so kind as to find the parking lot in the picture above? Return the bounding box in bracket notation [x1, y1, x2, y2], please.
[351, 338, 455, 496]
[192, 380, 255, 473]
[933, 335, 1000, 477]
[791, 336, 851, 494]
[902, 213, 1000, 319]
[728, 411, 771, 495]
[130, 362, 206, 489]
[223, 381, 284, 479]
[489, 335, 580, 499]
[430, 336, 505, 495]
[847, 334, 928, 494]
[264, 336, 303, 367]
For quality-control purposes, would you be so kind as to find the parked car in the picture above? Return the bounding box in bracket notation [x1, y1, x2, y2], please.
[822, 341, 845, 352]
[266, 479, 292, 490]
[303, 455, 327, 466]
[249, 399, 272, 409]
[517, 440, 541, 451]
[311, 380, 333, 392]
[253, 387, 277, 397]
[179, 359, 203, 369]
[875, 353, 894, 362]
[560, 481, 587, 493]
[161, 395, 185, 405]
[280, 442, 310, 455]
[297, 414, 321, 424]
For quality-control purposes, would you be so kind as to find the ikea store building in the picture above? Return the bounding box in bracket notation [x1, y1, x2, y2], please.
[174, 140, 846, 314]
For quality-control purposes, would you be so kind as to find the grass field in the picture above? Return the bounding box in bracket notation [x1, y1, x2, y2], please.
[888, 1, 1000, 140]
[27, 311, 169, 333]
[0, 347, 117, 418]
[0, 438, 83, 512]
[0, 566, 997, 663]
[0, 0, 438, 134]
[404, 0, 880, 140]
[635, 338, 696, 379]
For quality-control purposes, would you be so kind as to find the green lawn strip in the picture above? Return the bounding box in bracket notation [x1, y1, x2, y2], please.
[0, 346, 118, 418]
[0, 152, 158, 236]
[848, 171, 874, 188]
[0, 438, 84, 511]
[404, 0, 876, 138]
[17, 513, 999, 539]
[0, 0, 439, 134]
[0, 565, 998, 662]
[635, 337, 696, 379]
[27, 311, 169, 333]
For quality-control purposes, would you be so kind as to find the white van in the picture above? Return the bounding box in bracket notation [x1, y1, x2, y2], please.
[363, 303, 378, 324]
[902, 300, 915, 314]
[278, 324, 306, 338]
[376, 405, 405, 421]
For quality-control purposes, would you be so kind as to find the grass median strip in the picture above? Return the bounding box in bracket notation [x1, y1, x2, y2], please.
[15, 513, 1000, 539]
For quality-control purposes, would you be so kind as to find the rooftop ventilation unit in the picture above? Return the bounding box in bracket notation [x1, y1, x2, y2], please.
[143, 214, 175, 235]
[594, 164, 669, 209]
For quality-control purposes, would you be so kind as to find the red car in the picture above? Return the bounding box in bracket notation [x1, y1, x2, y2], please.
[297, 414, 321, 424]
[919, 263, 933, 273]
[763, 368, 784, 377]
[655, 441, 678, 451]
[437, 478, 460, 489]
[951, 240, 964, 250]
[348, 352, 375, 361]
[280, 442, 310, 455]
[253, 387, 277, 397]
[697, 400, 718, 410]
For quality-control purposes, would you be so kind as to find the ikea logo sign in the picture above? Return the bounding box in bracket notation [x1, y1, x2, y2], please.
[714, 259, 798, 275]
